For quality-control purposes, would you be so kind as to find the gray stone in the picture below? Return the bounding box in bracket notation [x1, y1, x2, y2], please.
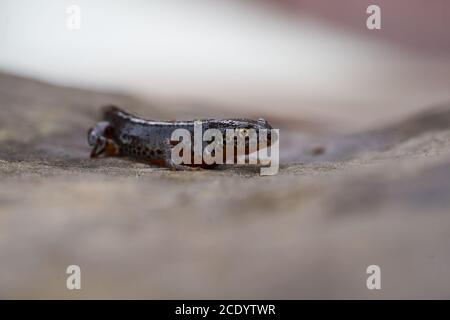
[1, 72, 450, 298]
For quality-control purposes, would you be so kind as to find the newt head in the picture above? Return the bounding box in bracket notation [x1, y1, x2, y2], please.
[225, 118, 277, 149]
[87, 121, 119, 158]
[256, 118, 276, 147]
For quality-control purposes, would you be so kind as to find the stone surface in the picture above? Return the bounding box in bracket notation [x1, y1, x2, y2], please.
[1, 72, 450, 298]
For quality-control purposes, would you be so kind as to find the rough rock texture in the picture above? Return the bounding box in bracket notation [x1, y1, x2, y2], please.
[1, 72, 450, 299]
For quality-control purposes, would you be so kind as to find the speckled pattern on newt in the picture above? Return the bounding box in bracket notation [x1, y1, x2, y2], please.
[87, 105, 274, 170]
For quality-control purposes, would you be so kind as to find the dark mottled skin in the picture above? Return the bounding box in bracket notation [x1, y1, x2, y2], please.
[88, 105, 274, 170]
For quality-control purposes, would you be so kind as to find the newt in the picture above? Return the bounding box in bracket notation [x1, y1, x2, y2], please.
[87, 105, 275, 170]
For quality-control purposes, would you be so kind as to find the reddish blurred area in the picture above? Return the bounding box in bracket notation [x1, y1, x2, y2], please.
[264, 0, 450, 54]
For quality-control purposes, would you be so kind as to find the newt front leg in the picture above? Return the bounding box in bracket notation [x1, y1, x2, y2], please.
[163, 139, 202, 171]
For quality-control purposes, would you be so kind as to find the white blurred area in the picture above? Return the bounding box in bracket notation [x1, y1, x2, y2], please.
[1, 0, 450, 130]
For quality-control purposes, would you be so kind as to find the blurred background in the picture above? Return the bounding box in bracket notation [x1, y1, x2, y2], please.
[2, 0, 450, 299]
[1, 0, 450, 130]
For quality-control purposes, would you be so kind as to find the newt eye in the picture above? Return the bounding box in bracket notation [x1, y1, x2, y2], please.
[239, 128, 250, 137]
